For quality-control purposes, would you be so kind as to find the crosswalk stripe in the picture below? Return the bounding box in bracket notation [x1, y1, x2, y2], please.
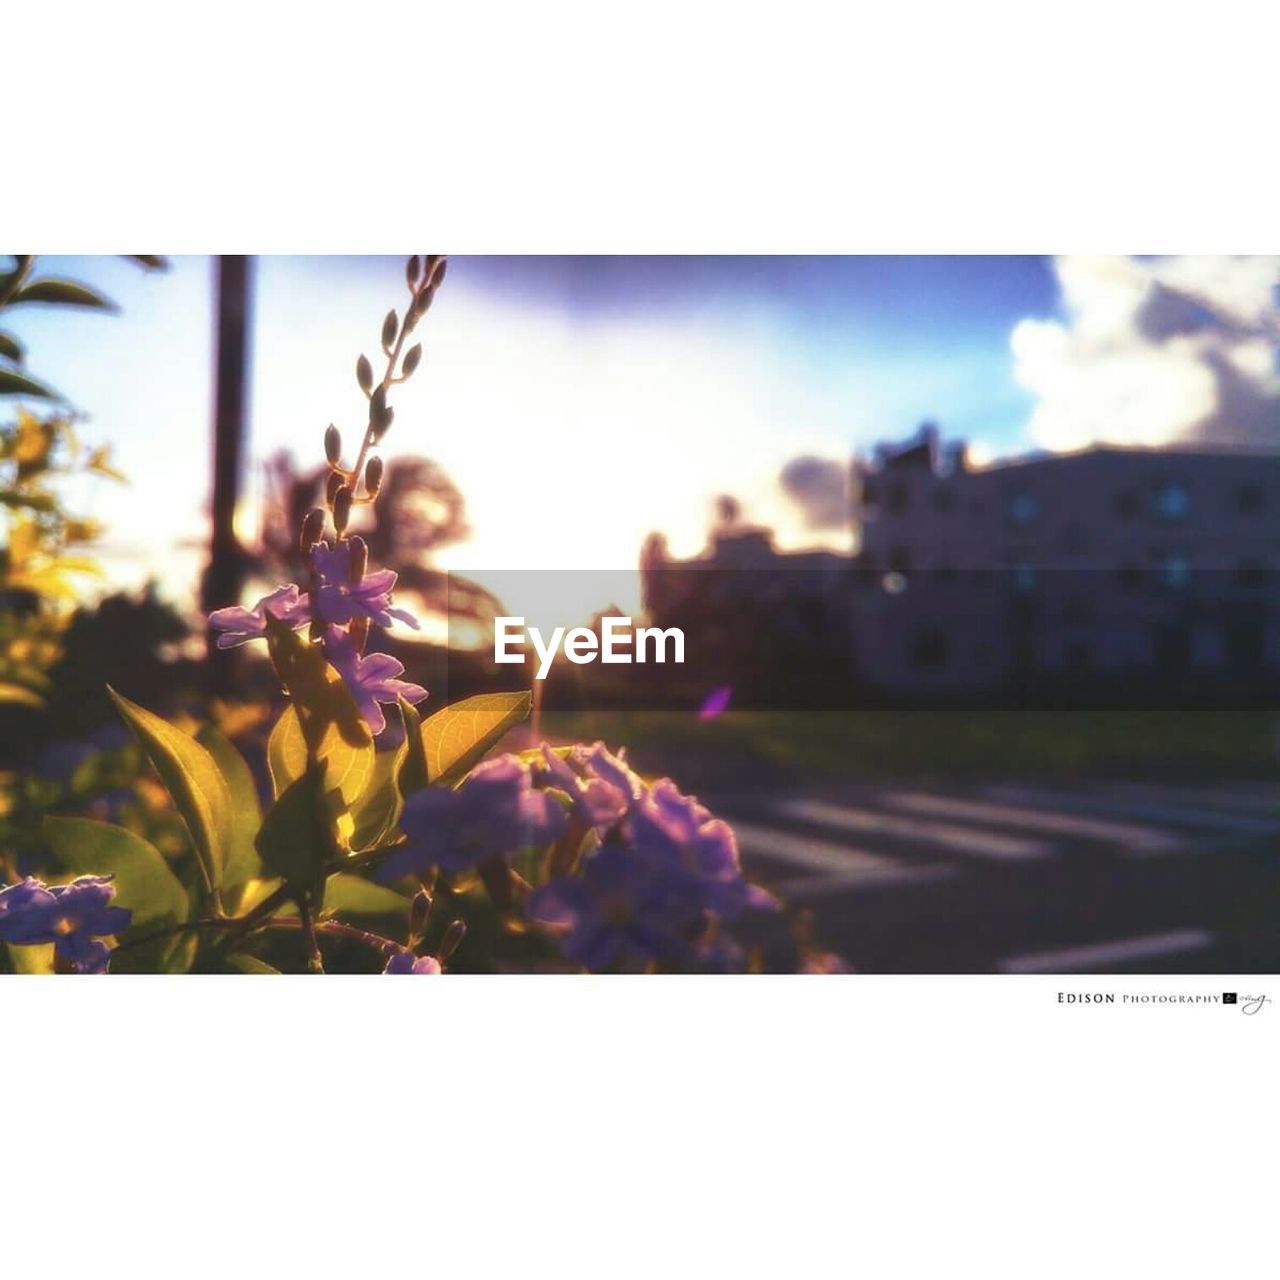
[997, 928, 1216, 974]
[774, 866, 961, 899]
[731, 820, 955, 888]
[985, 786, 1280, 836]
[883, 792, 1183, 854]
[775, 797, 1049, 862]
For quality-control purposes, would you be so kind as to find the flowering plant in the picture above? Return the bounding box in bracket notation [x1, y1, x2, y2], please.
[1, 256, 782, 975]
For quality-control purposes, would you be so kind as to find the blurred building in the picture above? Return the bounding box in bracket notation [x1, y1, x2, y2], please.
[853, 424, 1280, 697]
[641, 525, 855, 704]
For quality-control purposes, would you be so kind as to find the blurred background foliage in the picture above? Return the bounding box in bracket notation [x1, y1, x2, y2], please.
[0, 255, 201, 886]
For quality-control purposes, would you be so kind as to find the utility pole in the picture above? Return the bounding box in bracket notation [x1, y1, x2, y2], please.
[201, 255, 252, 695]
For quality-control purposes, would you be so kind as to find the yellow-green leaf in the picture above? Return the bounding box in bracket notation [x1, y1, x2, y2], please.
[349, 744, 406, 851]
[420, 691, 532, 786]
[264, 619, 374, 810]
[196, 723, 264, 898]
[6, 942, 55, 974]
[324, 873, 411, 919]
[255, 764, 339, 894]
[107, 686, 230, 895]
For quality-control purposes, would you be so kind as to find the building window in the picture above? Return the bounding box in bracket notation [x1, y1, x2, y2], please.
[1236, 484, 1265, 514]
[1065, 641, 1092, 671]
[931, 487, 955, 513]
[1233, 560, 1268, 590]
[1061, 522, 1089, 555]
[1151, 483, 1189, 520]
[1117, 564, 1144, 592]
[1064, 594, 1095, 626]
[1115, 489, 1140, 520]
[1007, 492, 1039, 525]
[888, 546, 912, 574]
[887, 480, 909, 516]
[909, 628, 948, 669]
[859, 481, 879, 515]
[1161, 555, 1190, 590]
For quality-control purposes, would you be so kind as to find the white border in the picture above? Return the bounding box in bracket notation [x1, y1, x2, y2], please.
[6, 5, 1279, 1272]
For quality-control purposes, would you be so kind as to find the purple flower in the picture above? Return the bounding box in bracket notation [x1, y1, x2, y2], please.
[207, 584, 311, 649]
[321, 628, 427, 735]
[0, 876, 132, 974]
[630, 780, 778, 919]
[526, 764, 776, 972]
[377, 755, 567, 880]
[383, 951, 442, 974]
[539, 743, 639, 830]
[311, 541, 419, 632]
[526, 844, 687, 970]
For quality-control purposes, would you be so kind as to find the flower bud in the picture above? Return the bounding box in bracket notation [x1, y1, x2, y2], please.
[402, 343, 422, 378]
[324, 424, 342, 465]
[438, 918, 467, 962]
[325, 470, 345, 506]
[356, 354, 374, 394]
[299, 507, 326, 552]
[409, 889, 432, 939]
[364, 455, 384, 498]
[381, 309, 398, 352]
[348, 534, 368, 582]
[405, 255, 421, 288]
[433, 258, 448, 287]
[369, 385, 389, 431]
[332, 485, 353, 535]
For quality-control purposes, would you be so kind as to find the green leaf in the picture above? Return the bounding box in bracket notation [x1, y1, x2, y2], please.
[255, 764, 339, 896]
[44, 816, 192, 974]
[349, 743, 406, 851]
[0, 367, 55, 399]
[264, 618, 374, 809]
[223, 953, 280, 975]
[6, 942, 55, 974]
[11, 278, 117, 311]
[196, 723, 264, 896]
[397, 696, 429, 796]
[0, 332, 22, 362]
[420, 691, 532, 786]
[324, 873, 410, 919]
[107, 686, 230, 896]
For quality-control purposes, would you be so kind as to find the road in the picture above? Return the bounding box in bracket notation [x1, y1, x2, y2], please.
[711, 778, 1280, 973]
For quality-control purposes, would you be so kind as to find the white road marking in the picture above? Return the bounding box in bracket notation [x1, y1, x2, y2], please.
[985, 786, 1280, 836]
[884, 792, 1183, 854]
[774, 867, 960, 900]
[998, 928, 1216, 974]
[732, 820, 957, 888]
[776, 797, 1049, 862]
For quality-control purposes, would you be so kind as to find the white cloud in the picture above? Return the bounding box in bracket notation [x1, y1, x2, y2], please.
[1012, 255, 1280, 452]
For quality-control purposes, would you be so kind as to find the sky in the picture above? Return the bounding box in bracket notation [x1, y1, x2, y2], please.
[8, 254, 1279, 627]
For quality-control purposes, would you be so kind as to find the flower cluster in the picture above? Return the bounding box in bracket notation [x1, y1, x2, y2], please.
[537, 744, 776, 970]
[0, 875, 132, 973]
[377, 755, 567, 879]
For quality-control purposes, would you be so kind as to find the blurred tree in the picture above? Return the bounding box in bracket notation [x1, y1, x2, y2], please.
[200, 256, 254, 695]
